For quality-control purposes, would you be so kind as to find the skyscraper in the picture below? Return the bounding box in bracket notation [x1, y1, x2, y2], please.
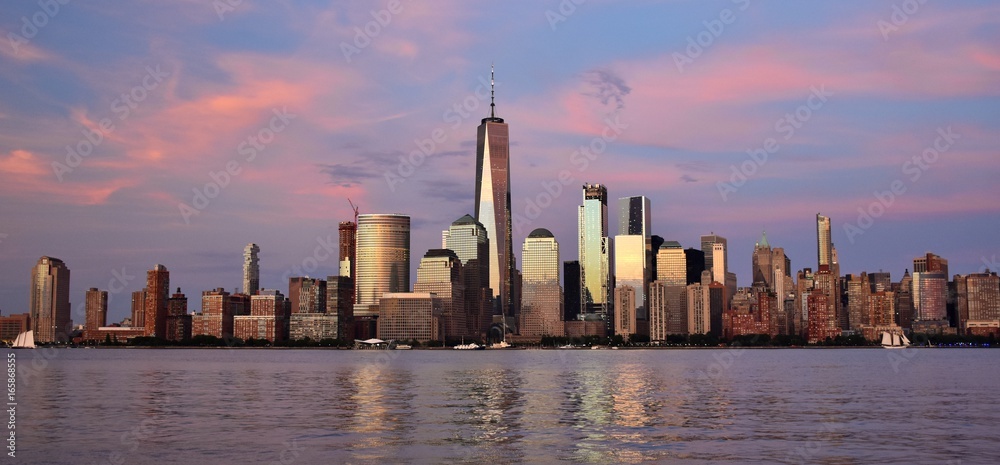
[243, 243, 260, 295]
[130, 289, 146, 329]
[654, 241, 688, 335]
[166, 288, 191, 342]
[145, 264, 169, 339]
[701, 234, 727, 282]
[684, 247, 706, 285]
[339, 220, 358, 306]
[614, 234, 648, 334]
[414, 249, 466, 341]
[30, 256, 71, 343]
[85, 288, 108, 334]
[702, 233, 736, 304]
[956, 271, 1000, 335]
[687, 271, 716, 335]
[752, 231, 791, 291]
[563, 261, 581, 322]
[355, 214, 410, 311]
[474, 66, 513, 318]
[579, 183, 611, 323]
[912, 271, 948, 321]
[444, 214, 491, 337]
[618, 196, 651, 238]
[816, 213, 832, 267]
[326, 275, 353, 340]
[520, 229, 563, 337]
[913, 252, 949, 277]
[618, 195, 652, 322]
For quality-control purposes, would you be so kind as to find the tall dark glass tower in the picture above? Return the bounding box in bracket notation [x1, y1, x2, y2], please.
[474, 65, 513, 318]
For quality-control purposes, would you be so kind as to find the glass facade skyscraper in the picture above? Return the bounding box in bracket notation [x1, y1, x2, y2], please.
[414, 249, 466, 340]
[474, 67, 513, 318]
[579, 184, 610, 321]
[618, 196, 651, 238]
[444, 214, 491, 337]
[520, 228, 563, 337]
[614, 234, 648, 333]
[654, 241, 688, 336]
[355, 214, 410, 312]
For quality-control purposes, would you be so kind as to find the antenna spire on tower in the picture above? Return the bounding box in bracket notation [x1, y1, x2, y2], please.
[490, 62, 496, 118]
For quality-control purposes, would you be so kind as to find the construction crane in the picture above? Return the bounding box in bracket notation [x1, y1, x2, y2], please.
[348, 198, 359, 225]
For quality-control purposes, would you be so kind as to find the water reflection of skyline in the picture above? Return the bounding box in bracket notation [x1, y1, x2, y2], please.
[10, 349, 999, 464]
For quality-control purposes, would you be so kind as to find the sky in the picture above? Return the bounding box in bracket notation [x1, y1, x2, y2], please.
[1, 0, 998, 323]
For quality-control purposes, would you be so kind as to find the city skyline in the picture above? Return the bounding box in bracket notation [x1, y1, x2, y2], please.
[1, 1, 999, 323]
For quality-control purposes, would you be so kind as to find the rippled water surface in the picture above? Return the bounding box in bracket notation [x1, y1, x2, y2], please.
[8, 347, 1000, 464]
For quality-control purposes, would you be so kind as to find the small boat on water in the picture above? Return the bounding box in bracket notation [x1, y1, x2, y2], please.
[881, 331, 910, 349]
[12, 330, 35, 349]
[489, 340, 511, 349]
[454, 342, 484, 350]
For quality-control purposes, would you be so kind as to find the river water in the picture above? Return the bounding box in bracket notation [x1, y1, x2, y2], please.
[7, 347, 998, 464]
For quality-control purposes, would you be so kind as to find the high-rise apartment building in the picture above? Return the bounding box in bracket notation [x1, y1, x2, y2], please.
[895, 270, 915, 328]
[520, 229, 563, 337]
[144, 264, 169, 339]
[355, 214, 410, 310]
[812, 266, 840, 339]
[166, 288, 191, 342]
[474, 67, 513, 318]
[326, 275, 353, 340]
[614, 284, 637, 337]
[579, 184, 611, 324]
[30, 256, 71, 343]
[288, 277, 326, 314]
[816, 213, 832, 268]
[687, 271, 713, 335]
[85, 288, 108, 334]
[195, 288, 234, 340]
[845, 273, 870, 330]
[243, 243, 260, 295]
[236, 290, 288, 342]
[130, 289, 146, 329]
[912, 271, 948, 321]
[956, 271, 1000, 335]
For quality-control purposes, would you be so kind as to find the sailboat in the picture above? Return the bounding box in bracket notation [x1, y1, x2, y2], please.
[12, 330, 35, 349]
[880, 331, 910, 349]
